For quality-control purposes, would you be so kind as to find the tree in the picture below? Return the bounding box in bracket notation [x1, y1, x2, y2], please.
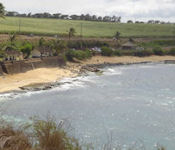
[127, 20, 133, 24]
[9, 33, 16, 45]
[68, 28, 76, 39]
[0, 3, 5, 18]
[20, 43, 33, 58]
[114, 31, 121, 40]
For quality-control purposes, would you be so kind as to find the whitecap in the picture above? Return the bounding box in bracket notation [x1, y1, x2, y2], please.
[103, 68, 122, 76]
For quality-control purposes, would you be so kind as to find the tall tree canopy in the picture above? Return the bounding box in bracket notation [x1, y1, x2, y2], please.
[0, 3, 5, 18]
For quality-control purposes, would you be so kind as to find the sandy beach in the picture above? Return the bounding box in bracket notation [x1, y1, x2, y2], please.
[0, 55, 175, 93]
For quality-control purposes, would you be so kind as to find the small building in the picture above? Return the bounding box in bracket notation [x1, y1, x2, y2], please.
[31, 47, 53, 58]
[31, 49, 41, 58]
[122, 41, 137, 50]
[4, 47, 23, 61]
[40, 47, 53, 57]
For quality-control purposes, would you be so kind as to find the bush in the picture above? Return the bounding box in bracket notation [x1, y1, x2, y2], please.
[153, 46, 164, 56]
[0, 117, 82, 150]
[101, 47, 113, 56]
[67, 40, 109, 49]
[0, 125, 31, 150]
[140, 40, 175, 48]
[113, 50, 122, 56]
[20, 42, 33, 58]
[66, 49, 92, 61]
[33, 118, 81, 150]
[134, 49, 153, 57]
[168, 48, 175, 56]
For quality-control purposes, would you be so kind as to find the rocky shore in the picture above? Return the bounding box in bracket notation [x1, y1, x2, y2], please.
[1, 56, 175, 94]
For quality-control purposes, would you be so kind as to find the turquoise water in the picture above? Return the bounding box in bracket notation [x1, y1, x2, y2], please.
[0, 63, 175, 149]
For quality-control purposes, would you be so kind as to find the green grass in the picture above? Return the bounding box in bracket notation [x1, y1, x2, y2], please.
[0, 17, 175, 38]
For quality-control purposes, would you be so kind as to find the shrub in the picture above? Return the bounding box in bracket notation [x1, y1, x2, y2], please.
[67, 40, 109, 49]
[134, 49, 153, 57]
[168, 48, 175, 56]
[113, 50, 122, 56]
[120, 50, 135, 56]
[20, 42, 33, 58]
[101, 47, 113, 56]
[140, 40, 175, 48]
[0, 50, 5, 58]
[66, 49, 92, 61]
[0, 125, 31, 150]
[153, 46, 164, 56]
[32, 117, 82, 150]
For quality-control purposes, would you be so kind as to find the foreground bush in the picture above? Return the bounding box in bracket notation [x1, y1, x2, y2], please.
[0, 117, 82, 150]
[0, 117, 167, 150]
[33, 118, 81, 150]
[0, 125, 31, 150]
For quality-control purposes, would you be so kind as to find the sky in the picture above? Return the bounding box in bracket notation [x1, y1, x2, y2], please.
[1, 0, 175, 22]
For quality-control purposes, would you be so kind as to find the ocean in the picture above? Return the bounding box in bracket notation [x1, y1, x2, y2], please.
[0, 63, 175, 149]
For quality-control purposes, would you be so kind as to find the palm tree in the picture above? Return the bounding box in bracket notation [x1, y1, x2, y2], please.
[0, 3, 5, 18]
[68, 28, 76, 39]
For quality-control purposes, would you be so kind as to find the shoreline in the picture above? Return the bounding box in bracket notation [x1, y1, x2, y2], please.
[0, 56, 175, 94]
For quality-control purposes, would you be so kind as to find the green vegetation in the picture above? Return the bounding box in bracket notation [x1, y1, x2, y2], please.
[168, 48, 175, 55]
[20, 42, 33, 58]
[0, 3, 5, 18]
[68, 27, 76, 39]
[0, 117, 167, 150]
[0, 17, 175, 37]
[66, 49, 92, 61]
[140, 40, 175, 48]
[153, 46, 164, 56]
[0, 117, 82, 150]
[101, 46, 113, 56]
[0, 35, 175, 63]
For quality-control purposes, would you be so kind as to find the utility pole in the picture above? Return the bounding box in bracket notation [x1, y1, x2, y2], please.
[80, 23, 83, 38]
[18, 19, 21, 33]
[80, 23, 83, 49]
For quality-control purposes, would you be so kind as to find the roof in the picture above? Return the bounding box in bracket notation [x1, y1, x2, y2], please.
[5, 50, 22, 55]
[4, 47, 22, 55]
[122, 41, 136, 47]
[38, 46, 52, 53]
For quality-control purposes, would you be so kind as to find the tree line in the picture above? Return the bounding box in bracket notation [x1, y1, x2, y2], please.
[6, 11, 174, 24]
[5, 11, 122, 23]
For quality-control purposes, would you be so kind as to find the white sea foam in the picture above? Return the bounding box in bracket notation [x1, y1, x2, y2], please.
[0, 75, 96, 101]
[103, 68, 122, 76]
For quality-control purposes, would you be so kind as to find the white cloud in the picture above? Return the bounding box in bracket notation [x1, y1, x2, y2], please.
[1, 0, 175, 21]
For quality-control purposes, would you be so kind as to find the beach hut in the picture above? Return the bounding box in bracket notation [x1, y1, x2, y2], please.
[122, 41, 137, 50]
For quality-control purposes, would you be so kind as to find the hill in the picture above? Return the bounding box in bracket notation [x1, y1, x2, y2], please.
[0, 17, 175, 38]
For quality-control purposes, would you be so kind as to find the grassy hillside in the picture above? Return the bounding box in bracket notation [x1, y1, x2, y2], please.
[0, 17, 175, 38]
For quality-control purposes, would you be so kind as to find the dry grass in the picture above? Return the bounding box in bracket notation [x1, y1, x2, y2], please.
[0, 126, 31, 150]
[0, 117, 82, 150]
[0, 117, 167, 150]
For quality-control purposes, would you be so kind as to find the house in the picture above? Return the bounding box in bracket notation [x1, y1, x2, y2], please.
[31, 46, 53, 58]
[39, 46, 53, 57]
[122, 41, 137, 50]
[4, 49, 23, 61]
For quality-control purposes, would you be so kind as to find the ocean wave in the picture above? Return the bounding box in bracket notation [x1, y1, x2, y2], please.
[0, 75, 96, 101]
[103, 68, 122, 76]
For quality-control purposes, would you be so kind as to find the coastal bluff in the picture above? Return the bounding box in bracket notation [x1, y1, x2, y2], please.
[0, 56, 66, 75]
